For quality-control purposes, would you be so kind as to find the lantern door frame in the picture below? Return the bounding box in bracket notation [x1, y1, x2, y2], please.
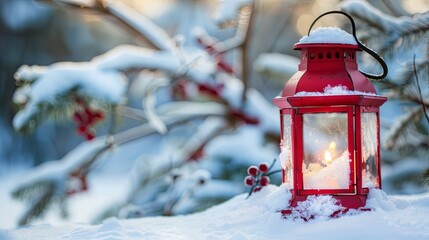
[293, 106, 355, 196]
[275, 94, 386, 208]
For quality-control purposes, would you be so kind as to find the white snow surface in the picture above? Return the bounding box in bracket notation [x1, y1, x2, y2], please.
[3, 186, 429, 240]
[299, 27, 357, 45]
[295, 85, 377, 96]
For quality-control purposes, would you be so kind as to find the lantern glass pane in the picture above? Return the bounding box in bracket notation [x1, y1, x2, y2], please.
[280, 114, 293, 188]
[362, 112, 379, 188]
[303, 113, 350, 189]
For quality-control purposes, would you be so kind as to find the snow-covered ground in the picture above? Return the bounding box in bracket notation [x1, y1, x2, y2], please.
[2, 183, 429, 240]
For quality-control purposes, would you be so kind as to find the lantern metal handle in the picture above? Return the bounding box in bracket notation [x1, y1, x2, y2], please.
[308, 11, 388, 81]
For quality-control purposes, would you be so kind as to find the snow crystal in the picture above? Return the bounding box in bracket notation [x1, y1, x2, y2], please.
[288, 195, 345, 221]
[298, 27, 357, 45]
[295, 85, 377, 96]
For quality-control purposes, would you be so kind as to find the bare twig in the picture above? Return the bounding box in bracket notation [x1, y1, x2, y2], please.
[240, 2, 256, 103]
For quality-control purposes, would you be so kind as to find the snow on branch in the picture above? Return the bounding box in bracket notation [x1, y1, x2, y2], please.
[114, 117, 229, 217]
[43, 0, 173, 50]
[213, 0, 253, 27]
[12, 138, 111, 225]
[13, 62, 127, 131]
[13, 139, 110, 192]
[93, 45, 215, 81]
[341, 0, 429, 38]
[13, 45, 216, 132]
[114, 101, 228, 145]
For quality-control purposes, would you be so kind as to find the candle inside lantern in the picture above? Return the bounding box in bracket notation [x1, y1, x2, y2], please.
[324, 141, 336, 164]
[324, 151, 332, 164]
[303, 149, 351, 190]
[302, 113, 350, 190]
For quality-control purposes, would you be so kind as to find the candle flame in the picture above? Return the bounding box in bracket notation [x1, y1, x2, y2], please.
[329, 141, 336, 151]
[324, 150, 332, 164]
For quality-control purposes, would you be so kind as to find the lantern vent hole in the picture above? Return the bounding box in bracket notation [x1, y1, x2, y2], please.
[318, 53, 323, 59]
[327, 52, 332, 59]
[335, 52, 340, 58]
[310, 53, 315, 60]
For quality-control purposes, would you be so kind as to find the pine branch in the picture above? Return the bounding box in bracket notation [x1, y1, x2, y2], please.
[384, 106, 422, 150]
[413, 55, 429, 124]
[13, 181, 55, 226]
[423, 168, 429, 185]
[341, 1, 429, 54]
[342, 1, 429, 36]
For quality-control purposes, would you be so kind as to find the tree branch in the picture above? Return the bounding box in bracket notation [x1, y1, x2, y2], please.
[40, 0, 172, 50]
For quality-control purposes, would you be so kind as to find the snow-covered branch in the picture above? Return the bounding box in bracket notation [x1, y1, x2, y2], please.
[93, 45, 215, 81]
[42, 0, 173, 50]
[103, 117, 231, 218]
[13, 62, 127, 131]
[383, 106, 424, 150]
[341, 0, 429, 40]
[12, 138, 111, 225]
[12, 44, 216, 132]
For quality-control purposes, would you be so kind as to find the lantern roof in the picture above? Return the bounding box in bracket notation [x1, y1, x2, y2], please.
[297, 27, 357, 46]
[278, 27, 379, 99]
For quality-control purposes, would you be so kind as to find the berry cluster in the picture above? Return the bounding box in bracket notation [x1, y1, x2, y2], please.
[72, 98, 104, 141]
[244, 159, 281, 198]
[196, 36, 235, 75]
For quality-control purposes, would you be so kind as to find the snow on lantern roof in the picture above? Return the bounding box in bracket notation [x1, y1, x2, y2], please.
[295, 85, 377, 96]
[298, 27, 357, 45]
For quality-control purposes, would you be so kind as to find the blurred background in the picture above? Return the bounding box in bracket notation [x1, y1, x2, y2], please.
[0, 0, 428, 229]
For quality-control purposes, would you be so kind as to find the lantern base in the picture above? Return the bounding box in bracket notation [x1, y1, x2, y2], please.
[281, 194, 372, 220]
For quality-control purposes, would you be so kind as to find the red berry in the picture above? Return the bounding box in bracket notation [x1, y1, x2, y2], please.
[77, 125, 87, 134]
[85, 132, 95, 141]
[253, 186, 262, 192]
[258, 162, 269, 173]
[259, 176, 270, 186]
[247, 166, 258, 176]
[244, 176, 254, 186]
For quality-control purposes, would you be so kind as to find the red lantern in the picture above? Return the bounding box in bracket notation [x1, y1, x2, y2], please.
[274, 12, 388, 211]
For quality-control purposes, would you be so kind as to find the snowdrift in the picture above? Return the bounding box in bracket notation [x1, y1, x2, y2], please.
[3, 185, 429, 240]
